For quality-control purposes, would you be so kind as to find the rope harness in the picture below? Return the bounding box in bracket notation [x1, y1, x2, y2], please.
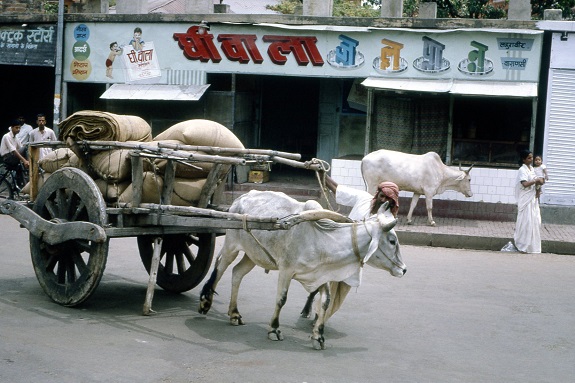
[242, 213, 277, 272]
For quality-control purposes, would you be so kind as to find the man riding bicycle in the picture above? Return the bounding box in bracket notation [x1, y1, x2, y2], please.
[1, 120, 30, 186]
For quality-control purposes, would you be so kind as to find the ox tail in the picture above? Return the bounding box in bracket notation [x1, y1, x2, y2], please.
[323, 281, 352, 322]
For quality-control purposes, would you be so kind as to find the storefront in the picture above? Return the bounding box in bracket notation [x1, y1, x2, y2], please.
[332, 29, 544, 209]
[0, 22, 57, 127]
[541, 29, 575, 206]
[61, 20, 546, 206]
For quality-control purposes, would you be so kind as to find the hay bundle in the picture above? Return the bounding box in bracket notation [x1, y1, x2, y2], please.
[59, 110, 152, 142]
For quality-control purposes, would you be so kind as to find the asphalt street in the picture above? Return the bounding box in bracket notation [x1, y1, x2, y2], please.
[0, 214, 574, 383]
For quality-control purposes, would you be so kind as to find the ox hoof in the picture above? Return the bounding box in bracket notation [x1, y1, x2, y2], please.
[311, 336, 325, 350]
[300, 309, 311, 319]
[230, 315, 244, 326]
[429, 221, 436, 226]
[198, 299, 212, 315]
[407, 220, 413, 225]
[268, 329, 284, 341]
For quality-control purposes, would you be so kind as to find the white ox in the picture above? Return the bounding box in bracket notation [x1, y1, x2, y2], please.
[362, 149, 473, 226]
[198, 190, 406, 350]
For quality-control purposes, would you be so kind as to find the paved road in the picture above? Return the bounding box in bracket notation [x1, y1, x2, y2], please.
[1, 214, 574, 383]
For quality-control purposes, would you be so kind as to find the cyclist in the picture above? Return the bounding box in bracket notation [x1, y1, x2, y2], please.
[1, 119, 29, 185]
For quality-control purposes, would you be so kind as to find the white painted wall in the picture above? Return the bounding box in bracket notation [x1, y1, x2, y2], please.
[332, 158, 519, 205]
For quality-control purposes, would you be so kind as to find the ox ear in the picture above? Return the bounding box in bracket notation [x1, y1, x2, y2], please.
[364, 208, 397, 264]
[364, 224, 382, 264]
[376, 202, 397, 232]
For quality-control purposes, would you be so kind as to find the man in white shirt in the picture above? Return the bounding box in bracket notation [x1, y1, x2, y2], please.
[1, 120, 30, 185]
[16, 116, 33, 147]
[29, 114, 57, 159]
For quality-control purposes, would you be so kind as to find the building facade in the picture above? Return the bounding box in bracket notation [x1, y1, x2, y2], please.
[2, 10, 573, 219]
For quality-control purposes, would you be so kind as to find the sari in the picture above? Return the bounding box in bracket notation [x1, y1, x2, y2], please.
[513, 164, 541, 253]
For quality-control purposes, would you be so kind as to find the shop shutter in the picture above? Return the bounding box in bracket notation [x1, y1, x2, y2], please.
[543, 69, 575, 205]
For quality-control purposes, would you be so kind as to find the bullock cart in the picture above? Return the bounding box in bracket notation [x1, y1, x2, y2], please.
[0, 140, 335, 314]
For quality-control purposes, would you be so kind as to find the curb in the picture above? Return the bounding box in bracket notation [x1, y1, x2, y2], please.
[397, 231, 575, 256]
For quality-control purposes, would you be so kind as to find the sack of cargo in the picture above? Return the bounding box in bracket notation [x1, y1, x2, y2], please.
[117, 172, 164, 206]
[170, 178, 207, 206]
[63, 153, 96, 177]
[90, 149, 132, 182]
[38, 148, 74, 173]
[153, 119, 244, 149]
[21, 172, 51, 195]
[94, 179, 130, 202]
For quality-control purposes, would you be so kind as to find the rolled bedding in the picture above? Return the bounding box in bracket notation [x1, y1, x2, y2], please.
[59, 110, 152, 142]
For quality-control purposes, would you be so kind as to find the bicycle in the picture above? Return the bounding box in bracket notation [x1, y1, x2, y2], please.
[0, 162, 29, 200]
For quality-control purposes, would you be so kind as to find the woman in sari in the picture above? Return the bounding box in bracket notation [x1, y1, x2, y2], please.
[513, 149, 545, 253]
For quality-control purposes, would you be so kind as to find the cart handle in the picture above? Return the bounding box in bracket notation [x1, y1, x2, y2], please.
[0, 200, 107, 245]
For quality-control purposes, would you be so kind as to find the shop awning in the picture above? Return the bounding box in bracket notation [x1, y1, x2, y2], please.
[100, 84, 210, 101]
[361, 78, 537, 97]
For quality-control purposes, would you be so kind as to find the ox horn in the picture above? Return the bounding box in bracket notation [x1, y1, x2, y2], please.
[465, 164, 474, 174]
[281, 209, 353, 228]
[297, 210, 353, 223]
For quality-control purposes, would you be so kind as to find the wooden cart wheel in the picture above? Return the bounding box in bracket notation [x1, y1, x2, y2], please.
[30, 167, 109, 306]
[137, 233, 215, 293]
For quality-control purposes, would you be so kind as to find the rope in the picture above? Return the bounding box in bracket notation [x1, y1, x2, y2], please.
[241, 213, 277, 269]
[352, 222, 363, 267]
[309, 158, 334, 211]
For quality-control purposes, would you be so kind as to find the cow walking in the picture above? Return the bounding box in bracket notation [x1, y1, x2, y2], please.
[362, 149, 473, 226]
[198, 190, 406, 350]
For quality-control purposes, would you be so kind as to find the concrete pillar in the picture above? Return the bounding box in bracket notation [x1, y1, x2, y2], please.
[116, 0, 147, 14]
[185, 0, 212, 14]
[508, 0, 531, 21]
[419, 2, 437, 18]
[543, 9, 563, 20]
[303, 0, 333, 17]
[381, 0, 403, 18]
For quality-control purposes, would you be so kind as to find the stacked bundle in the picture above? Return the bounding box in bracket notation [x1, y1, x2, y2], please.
[35, 113, 244, 207]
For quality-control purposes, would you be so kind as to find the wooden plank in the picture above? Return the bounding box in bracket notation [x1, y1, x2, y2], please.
[198, 163, 224, 208]
[29, 146, 40, 201]
[130, 153, 144, 207]
[161, 159, 176, 205]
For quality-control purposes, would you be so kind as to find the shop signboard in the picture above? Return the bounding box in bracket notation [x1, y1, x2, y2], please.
[62, 22, 543, 85]
[0, 24, 56, 66]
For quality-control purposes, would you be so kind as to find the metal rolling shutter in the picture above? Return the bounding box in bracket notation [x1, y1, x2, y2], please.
[543, 69, 575, 205]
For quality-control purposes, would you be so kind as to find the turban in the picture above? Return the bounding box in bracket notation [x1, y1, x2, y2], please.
[374, 181, 400, 216]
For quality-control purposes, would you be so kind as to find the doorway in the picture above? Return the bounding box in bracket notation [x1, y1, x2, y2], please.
[259, 76, 319, 162]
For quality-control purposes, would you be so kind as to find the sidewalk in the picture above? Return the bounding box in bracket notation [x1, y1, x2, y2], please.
[394, 215, 575, 256]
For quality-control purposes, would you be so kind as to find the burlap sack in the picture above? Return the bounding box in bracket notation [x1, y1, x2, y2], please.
[62, 153, 93, 176]
[91, 149, 132, 182]
[21, 172, 51, 195]
[59, 110, 152, 142]
[153, 151, 213, 179]
[94, 179, 130, 202]
[153, 119, 244, 149]
[170, 178, 206, 206]
[38, 148, 74, 173]
[117, 172, 164, 206]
